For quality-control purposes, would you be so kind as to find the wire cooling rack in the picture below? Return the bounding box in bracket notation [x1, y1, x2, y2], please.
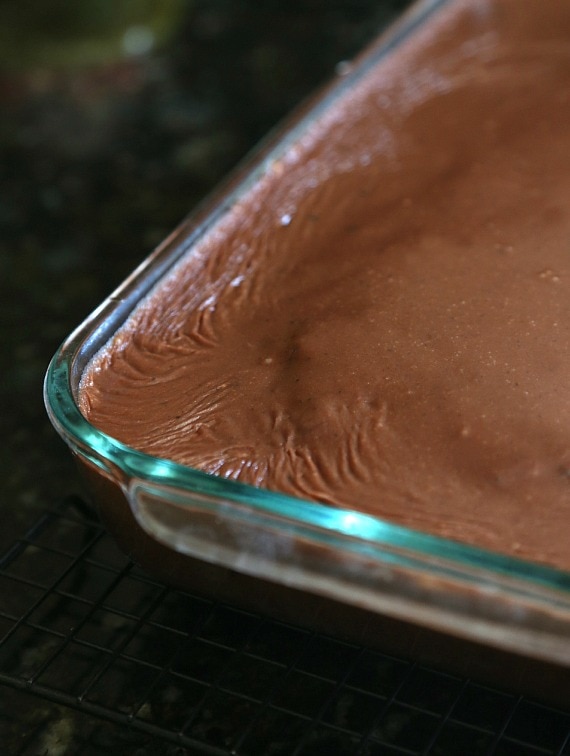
[2, 497, 570, 755]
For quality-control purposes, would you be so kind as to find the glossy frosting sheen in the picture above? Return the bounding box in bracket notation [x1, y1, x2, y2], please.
[80, 0, 570, 570]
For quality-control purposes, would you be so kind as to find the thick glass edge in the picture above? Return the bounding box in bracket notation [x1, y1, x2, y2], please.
[43, 0, 570, 610]
[44, 351, 570, 606]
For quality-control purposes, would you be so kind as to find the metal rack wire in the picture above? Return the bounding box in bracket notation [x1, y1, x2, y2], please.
[2, 496, 570, 755]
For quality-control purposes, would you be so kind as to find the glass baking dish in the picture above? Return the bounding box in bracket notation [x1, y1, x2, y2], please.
[45, 0, 570, 678]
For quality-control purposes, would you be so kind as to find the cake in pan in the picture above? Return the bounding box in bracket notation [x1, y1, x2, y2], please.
[78, 0, 570, 572]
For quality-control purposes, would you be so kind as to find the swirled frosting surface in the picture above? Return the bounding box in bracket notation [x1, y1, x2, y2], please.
[80, 0, 570, 570]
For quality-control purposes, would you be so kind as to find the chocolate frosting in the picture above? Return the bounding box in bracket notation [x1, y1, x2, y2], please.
[80, 0, 570, 570]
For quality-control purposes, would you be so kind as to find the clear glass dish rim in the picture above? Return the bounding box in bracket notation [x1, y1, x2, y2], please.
[43, 0, 570, 611]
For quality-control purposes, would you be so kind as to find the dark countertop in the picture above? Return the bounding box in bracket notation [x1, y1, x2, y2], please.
[1, 1, 411, 751]
[1, 0, 411, 545]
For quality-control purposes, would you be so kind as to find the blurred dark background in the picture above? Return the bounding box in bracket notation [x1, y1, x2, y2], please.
[0, 0, 411, 750]
[0, 0, 411, 548]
